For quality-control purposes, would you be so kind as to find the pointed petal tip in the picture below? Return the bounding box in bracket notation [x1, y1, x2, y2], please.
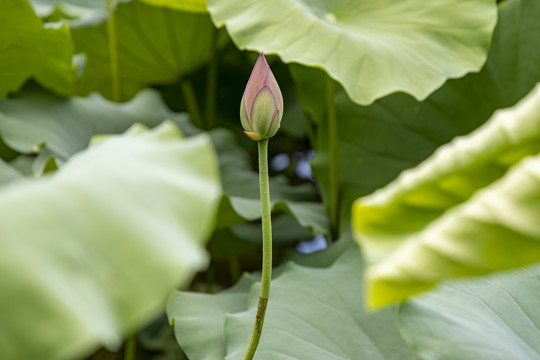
[256, 52, 268, 67]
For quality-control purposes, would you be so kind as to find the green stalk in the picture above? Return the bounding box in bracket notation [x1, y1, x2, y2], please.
[326, 77, 339, 238]
[181, 80, 204, 129]
[205, 28, 218, 129]
[243, 139, 272, 360]
[124, 332, 136, 360]
[106, 0, 121, 102]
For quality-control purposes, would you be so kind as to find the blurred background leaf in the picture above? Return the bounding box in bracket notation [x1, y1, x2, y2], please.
[0, 89, 194, 162]
[139, 0, 207, 13]
[29, 0, 108, 23]
[0, 122, 221, 360]
[0, 0, 74, 98]
[211, 129, 329, 236]
[72, 0, 219, 101]
[353, 84, 540, 307]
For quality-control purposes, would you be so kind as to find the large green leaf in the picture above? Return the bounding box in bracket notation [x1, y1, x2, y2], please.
[208, 0, 496, 105]
[29, 0, 207, 23]
[0, 158, 22, 185]
[168, 239, 417, 360]
[167, 274, 257, 360]
[139, 0, 207, 13]
[353, 84, 540, 308]
[72, 0, 216, 101]
[398, 264, 540, 360]
[224, 243, 416, 360]
[29, 0, 106, 22]
[0, 89, 325, 240]
[291, 0, 540, 234]
[0, 89, 193, 161]
[0, 0, 73, 97]
[0, 122, 221, 360]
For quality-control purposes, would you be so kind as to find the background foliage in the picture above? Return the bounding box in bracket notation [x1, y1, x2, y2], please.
[1, 0, 540, 359]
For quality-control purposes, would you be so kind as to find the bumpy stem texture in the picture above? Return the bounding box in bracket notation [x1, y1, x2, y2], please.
[243, 139, 272, 360]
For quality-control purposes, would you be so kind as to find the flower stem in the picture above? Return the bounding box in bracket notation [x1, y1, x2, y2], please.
[243, 139, 272, 360]
[106, 0, 121, 102]
[326, 76, 340, 238]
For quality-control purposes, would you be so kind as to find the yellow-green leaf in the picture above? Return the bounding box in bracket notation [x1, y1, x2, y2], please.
[353, 84, 540, 308]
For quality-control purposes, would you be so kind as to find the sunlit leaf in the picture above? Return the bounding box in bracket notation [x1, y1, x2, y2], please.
[139, 0, 206, 13]
[399, 264, 540, 360]
[353, 84, 540, 308]
[0, 0, 73, 97]
[208, 0, 496, 105]
[0, 122, 221, 360]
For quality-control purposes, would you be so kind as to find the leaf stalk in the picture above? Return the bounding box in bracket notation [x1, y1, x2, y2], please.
[123, 332, 136, 360]
[106, 0, 121, 102]
[181, 80, 204, 129]
[326, 76, 340, 238]
[205, 28, 219, 129]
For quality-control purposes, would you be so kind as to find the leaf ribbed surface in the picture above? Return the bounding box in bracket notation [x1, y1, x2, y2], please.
[399, 265, 540, 360]
[224, 244, 416, 360]
[208, 0, 496, 104]
[168, 241, 416, 360]
[167, 275, 257, 360]
[291, 0, 540, 233]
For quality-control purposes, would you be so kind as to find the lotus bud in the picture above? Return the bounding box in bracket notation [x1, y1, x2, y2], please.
[240, 53, 284, 141]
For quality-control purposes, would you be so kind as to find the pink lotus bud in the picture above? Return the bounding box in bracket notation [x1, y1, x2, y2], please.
[240, 53, 283, 141]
